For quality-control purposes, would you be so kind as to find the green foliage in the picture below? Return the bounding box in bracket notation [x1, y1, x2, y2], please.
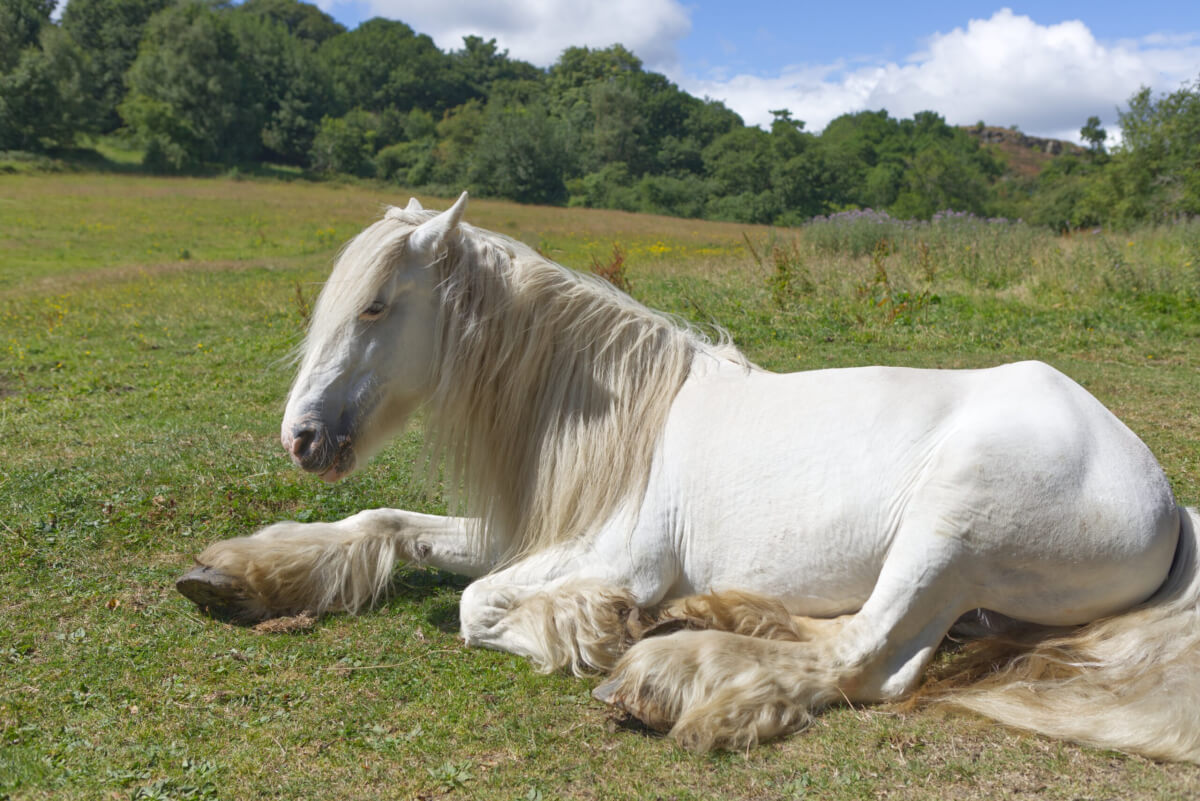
[451, 35, 540, 96]
[120, 2, 262, 170]
[232, 8, 334, 165]
[239, 0, 344, 46]
[1113, 80, 1200, 220]
[0, 0, 55, 72]
[119, 1, 331, 170]
[1080, 115, 1107, 153]
[468, 99, 573, 204]
[634, 173, 711, 218]
[374, 140, 431, 183]
[60, 0, 172, 132]
[0, 25, 101, 151]
[310, 110, 376, 177]
[567, 163, 639, 211]
[318, 18, 466, 115]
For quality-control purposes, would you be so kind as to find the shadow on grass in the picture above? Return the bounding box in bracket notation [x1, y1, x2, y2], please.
[389, 567, 470, 632]
[1, 145, 312, 182]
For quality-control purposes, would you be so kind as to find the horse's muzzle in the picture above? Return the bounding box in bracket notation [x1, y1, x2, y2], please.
[282, 420, 354, 481]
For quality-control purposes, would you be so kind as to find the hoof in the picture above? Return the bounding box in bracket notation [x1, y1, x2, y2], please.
[591, 672, 675, 733]
[175, 565, 263, 622]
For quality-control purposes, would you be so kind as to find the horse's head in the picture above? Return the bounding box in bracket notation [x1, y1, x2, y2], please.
[281, 193, 467, 481]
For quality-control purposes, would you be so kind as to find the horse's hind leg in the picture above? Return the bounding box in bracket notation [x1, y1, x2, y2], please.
[177, 510, 490, 621]
[594, 521, 970, 751]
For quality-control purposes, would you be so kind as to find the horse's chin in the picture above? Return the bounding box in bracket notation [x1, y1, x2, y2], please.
[315, 451, 356, 483]
[317, 467, 347, 483]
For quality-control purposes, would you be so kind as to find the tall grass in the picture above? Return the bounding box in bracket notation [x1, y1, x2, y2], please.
[755, 210, 1200, 309]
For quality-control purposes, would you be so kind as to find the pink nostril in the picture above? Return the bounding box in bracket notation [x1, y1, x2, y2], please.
[290, 428, 315, 460]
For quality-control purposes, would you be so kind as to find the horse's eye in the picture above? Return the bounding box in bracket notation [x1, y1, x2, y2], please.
[361, 300, 386, 319]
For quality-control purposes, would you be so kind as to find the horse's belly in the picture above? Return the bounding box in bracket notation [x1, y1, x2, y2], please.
[664, 515, 886, 616]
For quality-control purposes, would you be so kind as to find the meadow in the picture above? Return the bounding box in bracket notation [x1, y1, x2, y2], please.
[2, 173, 1199, 800]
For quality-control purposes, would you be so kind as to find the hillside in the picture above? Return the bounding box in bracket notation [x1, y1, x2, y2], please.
[961, 124, 1084, 178]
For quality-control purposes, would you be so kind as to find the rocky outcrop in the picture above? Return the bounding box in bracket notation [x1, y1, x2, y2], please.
[964, 125, 1082, 156]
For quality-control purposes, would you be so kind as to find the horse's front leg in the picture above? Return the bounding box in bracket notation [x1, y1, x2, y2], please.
[455, 542, 675, 675]
[177, 510, 493, 620]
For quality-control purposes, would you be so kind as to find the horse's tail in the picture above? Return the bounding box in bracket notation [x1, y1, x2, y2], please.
[945, 506, 1200, 763]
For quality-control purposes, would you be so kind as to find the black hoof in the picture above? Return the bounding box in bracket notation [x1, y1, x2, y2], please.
[175, 565, 262, 622]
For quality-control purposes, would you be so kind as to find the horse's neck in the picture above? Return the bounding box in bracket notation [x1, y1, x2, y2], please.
[431, 247, 697, 559]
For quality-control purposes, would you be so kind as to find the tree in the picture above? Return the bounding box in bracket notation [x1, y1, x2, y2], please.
[121, 2, 263, 169]
[310, 109, 375, 176]
[450, 35, 540, 97]
[469, 99, 574, 204]
[0, 25, 100, 150]
[1080, 115, 1107, 153]
[238, 0, 344, 47]
[318, 19, 465, 115]
[0, 0, 55, 72]
[589, 80, 647, 172]
[61, 0, 172, 131]
[1109, 79, 1200, 220]
[428, 98, 486, 186]
[231, 7, 334, 165]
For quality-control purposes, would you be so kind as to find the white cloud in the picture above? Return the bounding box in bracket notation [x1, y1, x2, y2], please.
[678, 9, 1200, 143]
[321, 0, 691, 70]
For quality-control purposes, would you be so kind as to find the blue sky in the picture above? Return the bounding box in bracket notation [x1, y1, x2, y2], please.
[674, 3, 1196, 77]
[314, 1, 1200, 142]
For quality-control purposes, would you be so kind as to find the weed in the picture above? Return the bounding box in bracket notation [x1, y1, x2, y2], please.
[591, 242, 632, 293]
[855, 239, 937, 326]
[747, 233, 812, 309]
[294, 280, 313, 328]
[427, 760, 474, 791]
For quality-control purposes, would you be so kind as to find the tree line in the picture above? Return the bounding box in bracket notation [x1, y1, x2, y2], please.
[2, 0, 1198, 229]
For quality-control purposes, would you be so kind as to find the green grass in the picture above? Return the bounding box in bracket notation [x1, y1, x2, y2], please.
[2, 173, 1200, 799]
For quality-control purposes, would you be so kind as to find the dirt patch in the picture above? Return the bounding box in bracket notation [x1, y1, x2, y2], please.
[0, 376, 17, 399]
[252, 611, 318, 634]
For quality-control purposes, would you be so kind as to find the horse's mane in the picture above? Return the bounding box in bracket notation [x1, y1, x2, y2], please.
[377, 207, 733, 563]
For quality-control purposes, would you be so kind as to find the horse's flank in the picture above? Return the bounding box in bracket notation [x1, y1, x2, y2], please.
[378, 207, 716, 563]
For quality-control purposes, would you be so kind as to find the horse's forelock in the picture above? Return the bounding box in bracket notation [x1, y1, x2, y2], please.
[307, 216, 417, 344]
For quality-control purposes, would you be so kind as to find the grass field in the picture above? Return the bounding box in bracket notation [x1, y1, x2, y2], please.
[2, 173, 1200, 800]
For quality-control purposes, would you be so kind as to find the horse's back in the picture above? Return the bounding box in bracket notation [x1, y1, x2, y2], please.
[650, 357, 1178, 621]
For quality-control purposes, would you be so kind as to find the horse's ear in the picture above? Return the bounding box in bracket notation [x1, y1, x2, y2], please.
[405, 197, 423, 211]
[408, 192, 468, 257]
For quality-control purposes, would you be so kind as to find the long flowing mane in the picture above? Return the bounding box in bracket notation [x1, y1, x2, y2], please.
[380, 209, 726, 562]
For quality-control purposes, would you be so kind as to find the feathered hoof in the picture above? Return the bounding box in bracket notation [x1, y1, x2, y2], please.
[176, 564, 265, 622]
[593, 630, 822, 753]
[592, 669, 679, 734]
[592, 634, 703, 746]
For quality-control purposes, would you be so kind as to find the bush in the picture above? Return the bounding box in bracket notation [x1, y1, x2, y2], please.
[634, 174, 711, 218]
[567, 163, 638, 211]
[374, 140, 431, 183]
[310, 111, 375, 177]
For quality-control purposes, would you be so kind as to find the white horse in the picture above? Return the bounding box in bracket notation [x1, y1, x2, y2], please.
[178, 194, 1200, 762]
